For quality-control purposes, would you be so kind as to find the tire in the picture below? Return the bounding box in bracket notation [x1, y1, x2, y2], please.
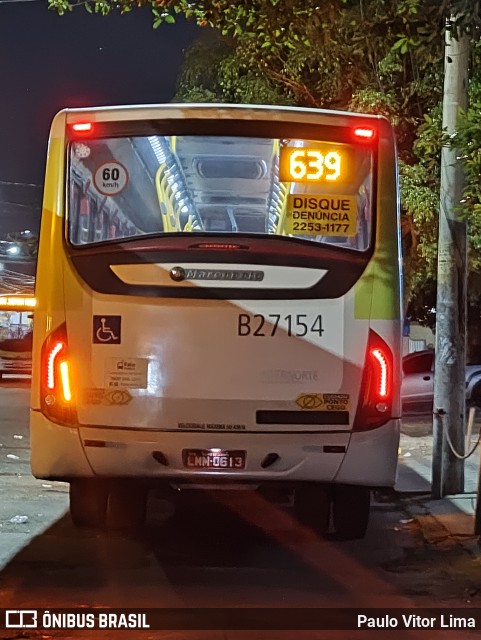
[69, 479, 108, 528]
[332, 484, 370, 540]
[107, 480, 148, 531]
[295, 483, 332, 537]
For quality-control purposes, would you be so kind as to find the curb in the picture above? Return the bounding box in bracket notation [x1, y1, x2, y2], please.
[401, 493, 481, 556]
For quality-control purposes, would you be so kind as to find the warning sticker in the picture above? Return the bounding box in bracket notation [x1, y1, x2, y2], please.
[285, 195, 357, 237]
[83, 388, 132, 406]
[105, 358, 148, 389]
[177, 422, 246, 431]
[296, 393, 350, 411]
[94, 161, 128, 196]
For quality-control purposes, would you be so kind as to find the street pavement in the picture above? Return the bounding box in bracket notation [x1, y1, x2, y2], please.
[1, 378, 481, 640]
[2, 380, 478, 556]
[0, 381, 481, 624]
[397, 416, 480, 559]
[1, 381, 480, 558]
[0, 381, 69, 569]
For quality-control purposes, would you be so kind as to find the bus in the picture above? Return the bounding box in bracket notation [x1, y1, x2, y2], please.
[30, 104, 402, 539]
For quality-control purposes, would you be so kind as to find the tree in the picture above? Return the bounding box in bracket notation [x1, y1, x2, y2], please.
[48, 0, 480, 40]
[171, 1, 447, 315]
[173, 30, 292, 106]
[50, 0, 481, 336]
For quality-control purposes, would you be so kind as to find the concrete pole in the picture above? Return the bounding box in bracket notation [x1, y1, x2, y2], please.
[432, 19, 469, 496]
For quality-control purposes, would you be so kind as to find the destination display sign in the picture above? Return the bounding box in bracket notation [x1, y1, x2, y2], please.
[279, 145, 352, 183]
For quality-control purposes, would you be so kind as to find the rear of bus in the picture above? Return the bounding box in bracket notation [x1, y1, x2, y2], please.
[30, 104, 402, 538]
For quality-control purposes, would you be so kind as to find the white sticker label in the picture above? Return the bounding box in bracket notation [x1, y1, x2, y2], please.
[94, 162, 128, 196]
[105, 358, 148, 389]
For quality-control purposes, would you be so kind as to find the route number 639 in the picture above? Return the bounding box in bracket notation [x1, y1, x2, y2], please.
[289, 149, 341, 182]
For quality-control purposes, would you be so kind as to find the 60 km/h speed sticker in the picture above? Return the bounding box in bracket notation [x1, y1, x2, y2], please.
[94, 162, 128, 196]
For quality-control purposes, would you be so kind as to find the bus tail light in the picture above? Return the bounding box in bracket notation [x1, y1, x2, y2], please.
[70, 122, 93, 134]
[189, 243, 247, 250]
[353, 330, 393, 431]
[40, 323, 77, 424]
[353, 127, 376, 141]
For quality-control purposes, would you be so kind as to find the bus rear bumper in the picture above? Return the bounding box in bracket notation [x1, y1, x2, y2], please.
[30, 410, 93, 478]
[335, 418, 400, 487]
[30, 411, 400, 488]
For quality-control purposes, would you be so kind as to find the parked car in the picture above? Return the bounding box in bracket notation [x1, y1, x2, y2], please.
[0, 330, 33, 379]
[401, 349, 481, 416]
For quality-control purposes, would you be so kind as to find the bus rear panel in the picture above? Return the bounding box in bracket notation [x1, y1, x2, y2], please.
[30, 105, 402, 537]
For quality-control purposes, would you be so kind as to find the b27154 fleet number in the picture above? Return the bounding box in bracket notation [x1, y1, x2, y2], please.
[237, 313, 324, 337]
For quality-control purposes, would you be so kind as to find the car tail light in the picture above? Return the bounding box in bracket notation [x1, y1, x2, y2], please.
[40, 323, 77, 424]
[353, 330, 393, 431]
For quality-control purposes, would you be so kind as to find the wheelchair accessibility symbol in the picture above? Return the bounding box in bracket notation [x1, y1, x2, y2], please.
[93, 315, 121, 344]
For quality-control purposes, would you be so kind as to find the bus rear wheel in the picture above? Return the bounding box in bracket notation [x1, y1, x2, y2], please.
[295, 483, 332, 537]
[69, 479, 108, 529]
[332, 484, 370, 540]
[107, 480, 148, 531]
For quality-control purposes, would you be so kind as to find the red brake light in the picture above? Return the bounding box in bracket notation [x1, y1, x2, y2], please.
[371, 348, 389, 398]
[41, 324, 76, 424]
[353, 330, 393, 431]
[47, 341, 64, 390]
[191, 243, 245, 250]
[71, 122, 93, 134]
[354, 127, 375, 140]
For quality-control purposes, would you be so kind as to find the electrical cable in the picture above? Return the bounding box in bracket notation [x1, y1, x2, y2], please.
[434, 408, 481, 460]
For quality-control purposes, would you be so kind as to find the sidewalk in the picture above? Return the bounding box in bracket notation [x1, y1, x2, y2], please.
[395, 420, 481, 555]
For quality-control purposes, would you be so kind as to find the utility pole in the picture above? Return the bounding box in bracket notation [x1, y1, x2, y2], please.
[432, 18, 469, 497]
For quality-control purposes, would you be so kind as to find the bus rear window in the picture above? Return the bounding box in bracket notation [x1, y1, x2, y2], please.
[68, 135, 374, 251]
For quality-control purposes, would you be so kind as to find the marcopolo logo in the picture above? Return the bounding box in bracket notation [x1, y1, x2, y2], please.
[170, 267, 264, 282]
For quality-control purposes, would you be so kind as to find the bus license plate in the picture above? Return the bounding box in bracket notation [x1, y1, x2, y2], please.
[183, 449, 246, 470]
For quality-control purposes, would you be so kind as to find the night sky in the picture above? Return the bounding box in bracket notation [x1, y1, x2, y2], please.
[0, 1, 199, 185]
